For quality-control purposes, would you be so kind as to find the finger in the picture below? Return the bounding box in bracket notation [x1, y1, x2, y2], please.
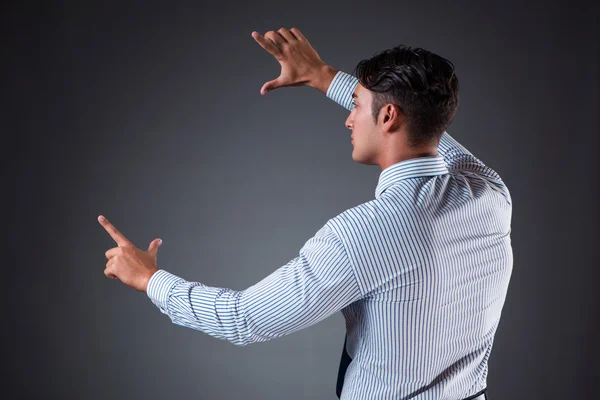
[264, 30, 285, 48]
[277, 27, 296, 42]
[105, 246, 122, 259]
[105, 269, 119, 280]
[251, 31, 281, 57]
[261, 77, 285, 95]
[289, 27, 307, 42]
[104, 261, 118, 280]
[98, 215, 134, 247]
[147, 238, 162, 255]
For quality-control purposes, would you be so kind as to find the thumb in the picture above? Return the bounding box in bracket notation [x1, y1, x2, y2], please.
[147, 238, 163, 255]
[261, 77, 286, 95]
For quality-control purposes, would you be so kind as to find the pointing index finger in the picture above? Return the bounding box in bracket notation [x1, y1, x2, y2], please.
[98, 215, 134, 247]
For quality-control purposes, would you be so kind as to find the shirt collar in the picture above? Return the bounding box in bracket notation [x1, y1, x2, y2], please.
[375, 155, 449, 199]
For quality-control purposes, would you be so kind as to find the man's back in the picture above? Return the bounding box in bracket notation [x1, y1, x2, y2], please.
[145, 52, 514, 400]
[326, 71, 513, 399]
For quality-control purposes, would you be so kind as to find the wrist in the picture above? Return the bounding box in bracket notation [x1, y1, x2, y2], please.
[309, 64, 339, 94]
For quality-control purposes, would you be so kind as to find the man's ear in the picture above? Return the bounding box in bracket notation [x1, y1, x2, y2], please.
[382, 104, 403, 132]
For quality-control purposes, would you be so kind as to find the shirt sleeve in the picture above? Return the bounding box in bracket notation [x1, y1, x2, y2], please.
[326, 70, 511, 204]
[146, 221, 362, 346]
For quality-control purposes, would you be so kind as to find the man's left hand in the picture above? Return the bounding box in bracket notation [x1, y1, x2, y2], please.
[98, 215, 162, 292]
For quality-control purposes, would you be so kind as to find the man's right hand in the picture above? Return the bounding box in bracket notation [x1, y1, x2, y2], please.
[251, 27, 339, 95]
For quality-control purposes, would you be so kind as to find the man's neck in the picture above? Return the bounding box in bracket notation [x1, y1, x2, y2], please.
[379, 148, 439, 171]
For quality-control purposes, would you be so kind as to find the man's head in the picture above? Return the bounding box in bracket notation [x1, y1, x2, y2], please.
[346, 45, 459, 169]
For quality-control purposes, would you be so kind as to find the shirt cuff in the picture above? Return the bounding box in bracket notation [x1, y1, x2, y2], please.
[325, 70, 359, 111]
[146, 269, 186, 313]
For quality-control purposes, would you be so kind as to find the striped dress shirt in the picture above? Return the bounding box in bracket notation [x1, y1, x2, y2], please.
[147, 70, 514, 400]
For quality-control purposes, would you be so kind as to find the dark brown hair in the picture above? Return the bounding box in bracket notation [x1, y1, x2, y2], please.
[353, 45, 460, 147]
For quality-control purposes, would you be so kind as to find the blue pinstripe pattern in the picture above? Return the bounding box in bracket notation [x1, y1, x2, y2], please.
[147, 70, 513, 399]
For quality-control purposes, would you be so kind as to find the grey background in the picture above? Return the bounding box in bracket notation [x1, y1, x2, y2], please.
[5, 1, 599, 399]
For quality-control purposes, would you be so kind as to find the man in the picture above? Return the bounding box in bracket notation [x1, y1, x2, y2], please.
[100, 27, 512, 400]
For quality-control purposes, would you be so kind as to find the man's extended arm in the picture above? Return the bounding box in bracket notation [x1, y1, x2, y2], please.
[147, 221, 362, 346]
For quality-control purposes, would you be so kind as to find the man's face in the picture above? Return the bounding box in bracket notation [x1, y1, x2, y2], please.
[346, 84, 381, 165]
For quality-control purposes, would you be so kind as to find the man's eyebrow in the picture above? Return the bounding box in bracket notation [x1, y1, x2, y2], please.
[352, 91, 359, 99]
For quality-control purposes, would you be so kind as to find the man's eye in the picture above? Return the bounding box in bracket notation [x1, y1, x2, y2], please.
[352, 102, 358, 107]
